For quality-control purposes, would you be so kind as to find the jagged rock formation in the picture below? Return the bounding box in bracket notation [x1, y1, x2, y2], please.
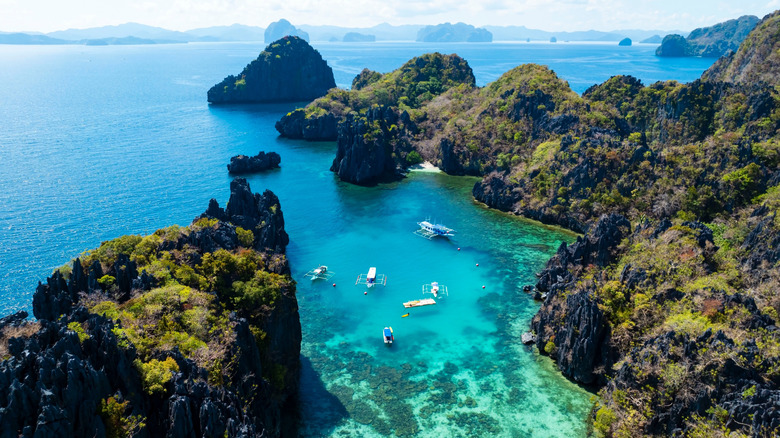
[3, 178, 300, 437]
[531, 214, 630, 385]
[657, 15, 759, 57]
[227, 151, 281, 174]
[208, 36, 335, 104]
[343, 32, 375, 42]
[330, 106, 416, 185]
[703, 10, 780, 85]
[264, 19, 308, 44]
[416, 22, 492, 42]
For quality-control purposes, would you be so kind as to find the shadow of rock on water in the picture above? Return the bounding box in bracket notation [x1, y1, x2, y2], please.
[297, 355, 349, 434]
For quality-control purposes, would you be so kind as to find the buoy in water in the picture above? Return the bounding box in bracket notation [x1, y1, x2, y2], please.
[364, 291, 368, 295]
[332, 283, 336, 287]
[482, 285, 486, 289]
[457, 248, 461, 251]
[476, 263, 479, 267]
[402, 313, 410, 318]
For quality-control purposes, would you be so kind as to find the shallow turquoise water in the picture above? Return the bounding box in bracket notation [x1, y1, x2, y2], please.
[0, 41, 714, 436]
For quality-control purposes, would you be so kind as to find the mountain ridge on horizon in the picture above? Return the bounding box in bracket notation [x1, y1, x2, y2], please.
[0, 20, 688, 45]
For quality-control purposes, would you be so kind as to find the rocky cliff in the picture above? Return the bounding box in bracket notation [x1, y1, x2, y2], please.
[657, 15, 759, 57]
[3, 178, 300, 437]
[227, 151, 281, 174]
[208, 36, 335, 104]
[330, 106, 417, 185]
[703, 11, 780, 85]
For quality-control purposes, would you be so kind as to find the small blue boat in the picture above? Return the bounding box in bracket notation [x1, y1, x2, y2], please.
[383, 327, 394, 345]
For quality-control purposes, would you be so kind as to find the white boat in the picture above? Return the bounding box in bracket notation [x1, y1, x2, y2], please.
[303, 265, 334, 281]
[414, 220, 455, 239]
[355, 267, 387, 287]
[422, 281, 448, 298]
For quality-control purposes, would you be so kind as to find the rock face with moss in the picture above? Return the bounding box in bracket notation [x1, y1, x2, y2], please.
[703, 11, 780, 85]
[208, 36, 335, 104]
[2, 178, 300, 437]
[656, 15, 759, 57]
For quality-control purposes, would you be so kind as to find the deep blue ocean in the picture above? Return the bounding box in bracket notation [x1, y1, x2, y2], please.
[0, 41, 714, 436]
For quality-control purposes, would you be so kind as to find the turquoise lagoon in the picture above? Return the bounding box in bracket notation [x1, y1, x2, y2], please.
[0, 41, 715, 436]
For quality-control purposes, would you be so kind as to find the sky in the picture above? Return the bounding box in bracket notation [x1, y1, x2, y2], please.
[1, 0, 778, 33]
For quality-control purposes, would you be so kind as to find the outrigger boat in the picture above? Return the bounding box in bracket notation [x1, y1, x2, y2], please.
[413, 220, 455, 239]
[422, 281, 448, 298]
[303, 265, 334, 281]
[383, 327, 394, 344]
[355, 267, 387, 288]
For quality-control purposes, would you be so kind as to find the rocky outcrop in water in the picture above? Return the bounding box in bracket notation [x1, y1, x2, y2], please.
[227, 151, 281, 174]
[330, 106, 415, 185]
[274, 108, 338, 140]
[6, 178, 300, 438]
[208, 36, 335, 104]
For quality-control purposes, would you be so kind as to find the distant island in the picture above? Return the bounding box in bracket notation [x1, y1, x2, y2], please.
[264, 19, 309, 44]
[207, 36, 335, 104]
[640, 34, 662, 44]
[657, 15, 759, 57]
[618, 37, 632, 46]
[343, 32, 375, 42]
[416, 22, 492, 42]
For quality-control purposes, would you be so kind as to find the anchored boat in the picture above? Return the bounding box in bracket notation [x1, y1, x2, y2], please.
[413, 220, 455, 239]
[303, 265, 334, 281]
[422, 281, 448, 298]
[355, 267, 387, 288]
[383, 327, 394, 344]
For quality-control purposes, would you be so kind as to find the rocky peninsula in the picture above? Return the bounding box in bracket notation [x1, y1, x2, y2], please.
[207, 36, 335, 104]
[0, 178, 300, 437]
[227, 151, 281, 174]
[274, 9, 780, 436]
